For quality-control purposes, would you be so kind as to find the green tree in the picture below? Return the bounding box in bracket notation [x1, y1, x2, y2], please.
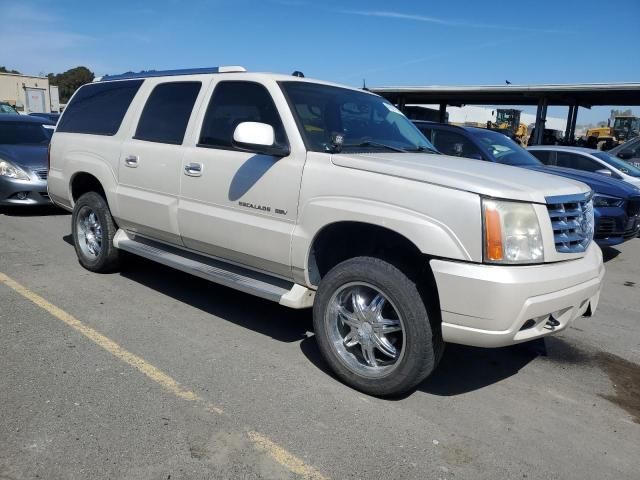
[48, 66, 94, 103]
[0, 66, 21, 74]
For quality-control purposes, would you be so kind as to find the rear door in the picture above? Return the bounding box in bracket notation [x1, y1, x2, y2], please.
[116, 80, 204, 245]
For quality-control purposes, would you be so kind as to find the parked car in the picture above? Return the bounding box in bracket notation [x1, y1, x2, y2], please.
[29, 112, 61, 124]
[0, 102, 20, 115]
[528, 145, 640, 188]
[609, 137, 640, 168]
[413, 122, 640, 246]
[0, 115, 54, 206]
[49, 67, 603, 396]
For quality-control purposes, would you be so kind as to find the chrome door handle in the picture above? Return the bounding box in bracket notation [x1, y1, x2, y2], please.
[124, 155, 139, 167]
[184, 163, 203, 177]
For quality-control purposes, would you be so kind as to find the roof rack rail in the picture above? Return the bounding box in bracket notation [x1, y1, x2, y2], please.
[97, 66, 246, 82]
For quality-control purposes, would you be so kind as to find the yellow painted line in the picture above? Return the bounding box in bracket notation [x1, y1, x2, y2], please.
[0, 272, 209, 407]
[248, 431, 328, 480]
[0, 272, 327, 479]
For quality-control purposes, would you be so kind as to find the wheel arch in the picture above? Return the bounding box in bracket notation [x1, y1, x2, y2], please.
[292, 197, 473, 287]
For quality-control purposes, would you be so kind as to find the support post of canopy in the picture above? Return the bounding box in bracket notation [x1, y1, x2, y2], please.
[533, 98, 548, 146]
[439, 103, 447, 124]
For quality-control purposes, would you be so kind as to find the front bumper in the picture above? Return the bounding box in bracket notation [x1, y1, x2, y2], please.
[430, 243, 604, 348]
[0, 175, 50, 206]
[594, 206, 640, 246]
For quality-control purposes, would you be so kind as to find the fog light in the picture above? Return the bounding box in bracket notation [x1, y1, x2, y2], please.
[15, 191, 29, 200]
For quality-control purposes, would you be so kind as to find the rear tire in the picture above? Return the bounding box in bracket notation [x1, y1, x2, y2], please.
[72, 192, 120, 273]
[313, 256, 442, 397]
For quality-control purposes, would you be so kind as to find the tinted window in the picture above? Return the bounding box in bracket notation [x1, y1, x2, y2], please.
[431, 130, 483, 159]
[529, 150, 552, 164]
[556, 152, 603, 172]
[57, 80, 143, 135]
[134, 82, 201, 145]
[416, 126, 434, 144]
[199, 81, 286, 149]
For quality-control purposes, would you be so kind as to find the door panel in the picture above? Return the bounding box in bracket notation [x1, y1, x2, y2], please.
[116, 140, 184, 244]
[178, 80, 304, 278]
[178, 148, 303, 278]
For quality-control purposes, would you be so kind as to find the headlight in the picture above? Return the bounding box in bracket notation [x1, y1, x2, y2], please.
[483, 199, 544, 264]
[0, 159, 30, 180]
[593, 194, 624, 208]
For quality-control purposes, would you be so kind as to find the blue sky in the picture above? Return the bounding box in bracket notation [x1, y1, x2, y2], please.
[1, 0, 638, 123]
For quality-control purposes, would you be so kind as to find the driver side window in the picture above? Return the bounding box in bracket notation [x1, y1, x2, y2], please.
[431, 130, 483, 159]
[198, 81, 287, 150]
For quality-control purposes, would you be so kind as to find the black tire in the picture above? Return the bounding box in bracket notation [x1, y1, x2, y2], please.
[71, 192, 120, 273]
[313, 256, 443, 397]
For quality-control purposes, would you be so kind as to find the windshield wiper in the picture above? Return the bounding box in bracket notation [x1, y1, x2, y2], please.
[341, 141, 407, 153]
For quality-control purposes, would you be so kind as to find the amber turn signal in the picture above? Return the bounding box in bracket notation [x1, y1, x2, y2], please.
[484, 204, 503, 261]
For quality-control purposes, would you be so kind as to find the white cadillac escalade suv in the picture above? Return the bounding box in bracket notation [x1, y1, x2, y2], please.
[48, 66, 604, 396]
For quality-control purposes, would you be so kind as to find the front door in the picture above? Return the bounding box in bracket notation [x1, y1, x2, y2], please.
[178, 80, 305, 278]
[116, 81, 203, 245]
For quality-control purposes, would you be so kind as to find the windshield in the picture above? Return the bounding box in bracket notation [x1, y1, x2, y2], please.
[279, 82, 435, 153]
[613, 117, 639, 132]
[0, 122, 51, 145]
[593, 151, 640, 177]
[0, 103, 18, 114]
[470, 129, 541, 166]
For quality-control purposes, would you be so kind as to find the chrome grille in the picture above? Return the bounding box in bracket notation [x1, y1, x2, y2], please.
[545, 193, 594, 253]
[32, 168, 48, 180]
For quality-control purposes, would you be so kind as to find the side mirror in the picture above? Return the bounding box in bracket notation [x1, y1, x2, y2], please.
[617, 151, 632, 160]
[595, 169, 612, 177]
[232, 122, 289, 157]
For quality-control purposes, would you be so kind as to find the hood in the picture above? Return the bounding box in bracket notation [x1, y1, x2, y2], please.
[0, 144, 48, 170]
[525, 165, 640, 198]
[331, 152, 590, 204]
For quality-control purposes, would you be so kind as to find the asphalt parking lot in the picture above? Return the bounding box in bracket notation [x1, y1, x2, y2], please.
[1, 206, 639, 480]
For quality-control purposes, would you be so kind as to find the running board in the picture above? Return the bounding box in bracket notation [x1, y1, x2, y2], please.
[113, 230, 314, 308]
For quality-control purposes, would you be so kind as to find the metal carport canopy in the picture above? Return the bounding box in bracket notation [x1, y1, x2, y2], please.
[370, 83, 640, 107]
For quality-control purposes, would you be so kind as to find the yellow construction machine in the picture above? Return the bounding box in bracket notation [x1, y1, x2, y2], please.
[488, 109, 528, 145]
[585, 115, 639, 150]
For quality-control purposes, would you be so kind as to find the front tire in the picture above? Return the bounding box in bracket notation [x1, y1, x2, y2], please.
[313, 256, 442, 397]
[72, 192, 120, 273]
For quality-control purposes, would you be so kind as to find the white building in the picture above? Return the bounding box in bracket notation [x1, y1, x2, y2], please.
[0, 72, 60, 113]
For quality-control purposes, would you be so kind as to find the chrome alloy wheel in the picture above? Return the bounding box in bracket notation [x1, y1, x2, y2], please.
[76, 206, 103, 258]
[325, 282, 406, 378]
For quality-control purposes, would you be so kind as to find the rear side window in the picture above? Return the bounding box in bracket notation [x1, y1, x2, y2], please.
[198, 81, 287, 149]
[416, 126, 434, 143]
[529, 150, 552, 164]
[556, 152, 603, 172]
[57, 80, 143, 135]
[134, 82, 201, 145]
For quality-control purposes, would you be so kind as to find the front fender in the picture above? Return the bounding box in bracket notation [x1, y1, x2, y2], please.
[292, 196, 478, 284]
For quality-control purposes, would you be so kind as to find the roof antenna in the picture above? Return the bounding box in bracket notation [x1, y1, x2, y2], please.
[292, 70, 305, 78]
[362, 78, 368, 91]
